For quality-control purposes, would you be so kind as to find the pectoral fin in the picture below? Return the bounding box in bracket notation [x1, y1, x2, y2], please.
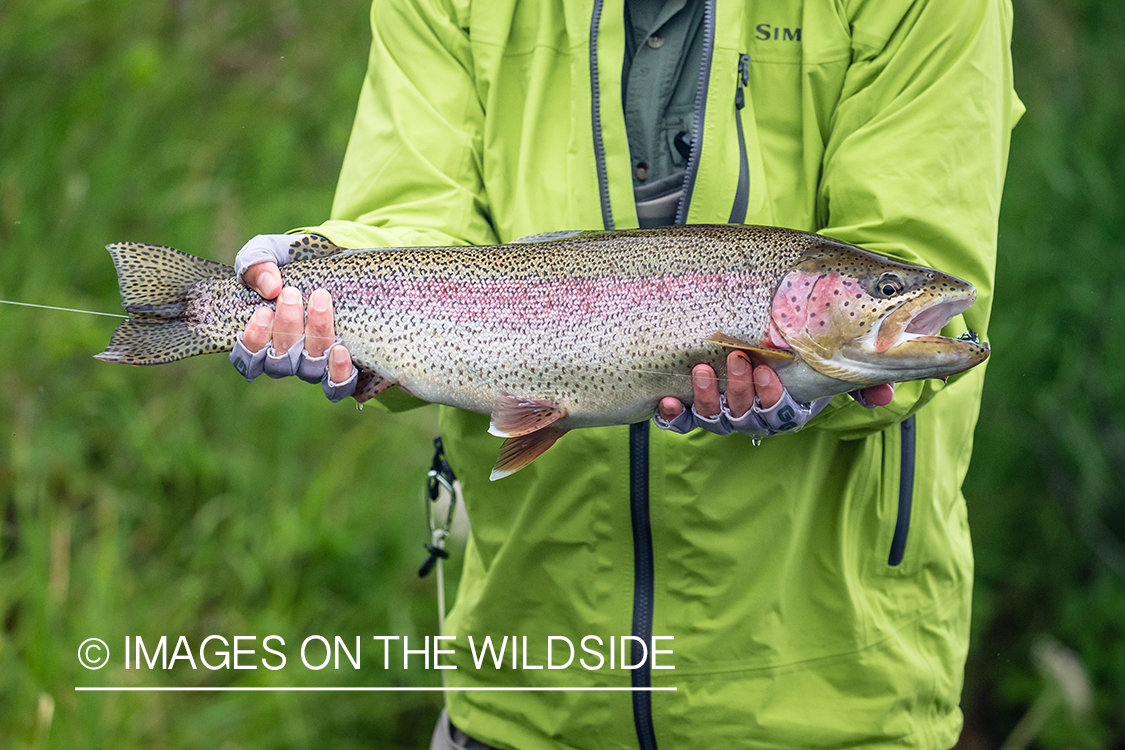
[706, 332, 797, 369]
[489, 395, 567, 438]
[491, 425, 569, 481]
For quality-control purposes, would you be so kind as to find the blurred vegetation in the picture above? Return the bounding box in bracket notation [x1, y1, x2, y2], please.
[0, 0, 1121, 747]
[960, 1, 1125, 748]
[1, 1, 447, 747]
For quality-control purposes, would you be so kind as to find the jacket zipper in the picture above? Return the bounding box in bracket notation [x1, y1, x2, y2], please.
[628, 422, 657, 750]
[888, 415, 916, 566]
[589, 3, 715, 746]
[637, 1, 712, 746]
[589, 0, 614, 230]
[587, 12, 655, 747]
[674, 0, 716, 224]
[728, 53, 751, 224]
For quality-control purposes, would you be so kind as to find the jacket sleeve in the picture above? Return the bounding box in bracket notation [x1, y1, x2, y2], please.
[808, 0, 1022, 437]
[297, 0, 495, 251]
[296, 0, 496, 412]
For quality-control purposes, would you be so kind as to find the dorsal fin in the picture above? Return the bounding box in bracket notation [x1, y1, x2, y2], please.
[509, 230, 585, 244]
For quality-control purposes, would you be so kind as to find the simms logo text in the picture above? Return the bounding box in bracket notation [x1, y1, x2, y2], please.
[756, 24, 801, 41]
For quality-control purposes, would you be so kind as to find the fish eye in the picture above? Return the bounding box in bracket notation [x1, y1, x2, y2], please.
[874, 274, 904, 298]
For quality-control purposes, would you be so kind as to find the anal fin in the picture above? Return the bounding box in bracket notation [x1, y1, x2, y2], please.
[489, 394, 567, 437]
[354, 366, 394, 403]
[491, 425, 569, 481]
[706, 332, 797, 369]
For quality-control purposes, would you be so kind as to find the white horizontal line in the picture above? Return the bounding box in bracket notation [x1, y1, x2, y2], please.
[75, 686, 676, 692]
[0, 299, 127, 318]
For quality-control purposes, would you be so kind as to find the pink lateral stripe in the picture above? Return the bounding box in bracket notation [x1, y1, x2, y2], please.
[329, 273, 763, 329]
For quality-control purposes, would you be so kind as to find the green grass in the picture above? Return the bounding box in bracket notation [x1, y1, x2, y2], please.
[1, 0, 1123, 747]
[0, 2, 448, 747]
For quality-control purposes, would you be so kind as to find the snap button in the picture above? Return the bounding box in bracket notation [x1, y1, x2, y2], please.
[635, 162, 650, 180]
[647, 34, 665, 49]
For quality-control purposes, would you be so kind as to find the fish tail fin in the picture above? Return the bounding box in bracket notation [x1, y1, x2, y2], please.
[95, 242, 234, 365]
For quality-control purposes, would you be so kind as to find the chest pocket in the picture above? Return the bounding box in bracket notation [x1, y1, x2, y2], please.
[738, 0, 852, 230]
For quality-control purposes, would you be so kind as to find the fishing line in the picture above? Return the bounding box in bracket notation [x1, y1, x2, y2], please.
[0, 299, 128, 318]
[0, 299, 342, 345]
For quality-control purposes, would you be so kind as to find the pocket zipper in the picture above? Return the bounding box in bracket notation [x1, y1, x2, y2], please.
[888, 415, 916, 566]
[729, 53, 751, 224]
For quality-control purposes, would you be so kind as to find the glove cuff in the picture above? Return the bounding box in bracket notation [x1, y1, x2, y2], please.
[230, 333, 268, 382]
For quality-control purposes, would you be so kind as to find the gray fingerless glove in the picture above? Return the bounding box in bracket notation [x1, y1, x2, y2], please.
[321, 347, 359, 403]
[230, 336, 357, 402]
[654, 391, 832, 439]
[230, 333, 268, 381]
[234, 233, 314, 282]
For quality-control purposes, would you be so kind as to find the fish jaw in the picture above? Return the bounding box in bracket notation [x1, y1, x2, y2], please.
[831, 290, 991, 384]
[771, 242, 990, 388]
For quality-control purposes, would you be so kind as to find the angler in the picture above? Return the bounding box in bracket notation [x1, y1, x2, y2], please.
[96, 0, 1021, 745]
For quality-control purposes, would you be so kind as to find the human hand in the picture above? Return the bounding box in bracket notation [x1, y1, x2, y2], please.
[230, 287, 356, 401]
[230, 235, 356, 400]
[229, 280, 356, 402]
[653, 352, 893, 438]
[849, 383, 895, 409]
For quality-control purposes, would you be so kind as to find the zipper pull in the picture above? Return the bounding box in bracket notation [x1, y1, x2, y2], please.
[735, 53, 750, 110]
[673, 130, 692, 161]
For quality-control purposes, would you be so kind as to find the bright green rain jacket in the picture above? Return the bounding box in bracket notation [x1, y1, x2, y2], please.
[300, 0, 1021, 747]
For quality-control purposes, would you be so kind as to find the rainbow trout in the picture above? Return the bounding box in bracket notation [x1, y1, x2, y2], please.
[97, 224, 989, 478]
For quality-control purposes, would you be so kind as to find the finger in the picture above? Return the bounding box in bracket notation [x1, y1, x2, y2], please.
[305, 289, 336, 357]
[272, 286, 304, 355]
[242, 307, 274, 354]
[692, 364, 720, 417]
[752, 366, 785, 409]
[328, 344, 353, 384]
[859, 383, 895, 408]
[244, 262, 282, 300]
[725, 352, 755, 418]
[657, 396, 685, 422]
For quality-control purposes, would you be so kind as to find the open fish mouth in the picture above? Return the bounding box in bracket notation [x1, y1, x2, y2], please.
[874, 294, 977, 353]
[849, 291, 991, 382]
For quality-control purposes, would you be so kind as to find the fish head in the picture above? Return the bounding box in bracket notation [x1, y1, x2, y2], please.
[770, 240, 990, 387]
